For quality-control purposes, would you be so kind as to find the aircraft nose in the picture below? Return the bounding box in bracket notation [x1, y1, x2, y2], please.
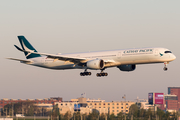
[171, 54, 176, 60]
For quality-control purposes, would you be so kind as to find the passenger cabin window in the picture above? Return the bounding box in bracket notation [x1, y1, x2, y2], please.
[165, 51, 172, 53]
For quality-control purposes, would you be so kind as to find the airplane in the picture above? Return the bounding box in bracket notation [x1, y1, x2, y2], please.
[7, 36, 176, 77]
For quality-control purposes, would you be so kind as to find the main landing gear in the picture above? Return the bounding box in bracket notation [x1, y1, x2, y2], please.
[96, 72, 108, 77]
[96, 69, 108, 77]
[80, 72, 91, 76]
[80, 68, 108, 77]
[80, 69, 91, 76]
[163, 62, 168, 71]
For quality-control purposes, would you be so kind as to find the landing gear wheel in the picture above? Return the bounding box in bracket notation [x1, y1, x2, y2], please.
[104, 73, 108, 76]
[96, 73, 103, 77]
[80, 72, 91, 76]
[80, 72, 85, 76]
[96, 72, 108, 77]
[163, 67, 168, 71]
[163, 62, 168, 71]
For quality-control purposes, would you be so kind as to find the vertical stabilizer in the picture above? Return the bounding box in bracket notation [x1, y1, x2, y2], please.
[17, 36, 41, 59]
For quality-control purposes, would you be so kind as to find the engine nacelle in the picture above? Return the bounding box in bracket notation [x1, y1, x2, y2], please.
[87, 59, 105, 70]
[117, 64, 136, 71]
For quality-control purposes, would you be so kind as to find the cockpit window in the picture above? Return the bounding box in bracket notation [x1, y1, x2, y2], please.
[164, 51, 172, 53]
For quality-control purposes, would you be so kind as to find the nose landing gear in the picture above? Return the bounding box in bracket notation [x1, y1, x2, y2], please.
[163, 62, 169, 71]
[163, 67, 168, 71]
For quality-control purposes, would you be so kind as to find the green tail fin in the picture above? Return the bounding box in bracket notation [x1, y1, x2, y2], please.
[17, 36, 41, 59]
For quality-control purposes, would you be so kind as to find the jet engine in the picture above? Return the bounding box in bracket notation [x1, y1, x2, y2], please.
[87, 59, 105, 70]
[117, 64, 136, 71]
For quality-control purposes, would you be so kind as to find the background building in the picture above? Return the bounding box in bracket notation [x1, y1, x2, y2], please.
[168, 87, 180, 111]
[87, 101, 134, 116]
[164, 94, 178, 112]
[136, 99, 154, 110]
[56, 97, 108, 116]
[55, 97, 134, 116]
[153, 87, 180, 112]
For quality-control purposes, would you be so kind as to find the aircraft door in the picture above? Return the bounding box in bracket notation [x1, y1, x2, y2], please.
[41, 57, 46, 65]
[154, 49, 159, 56]
[117, 52, 121, 59]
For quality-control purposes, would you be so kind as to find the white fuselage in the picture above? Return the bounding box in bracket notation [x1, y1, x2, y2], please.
[26, 47, 176, 70]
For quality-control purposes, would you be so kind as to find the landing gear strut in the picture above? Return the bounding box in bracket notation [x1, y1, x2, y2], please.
[80, 69, 91, 76]
[96, 69, 108, 77]
[163, 62, 168, 71]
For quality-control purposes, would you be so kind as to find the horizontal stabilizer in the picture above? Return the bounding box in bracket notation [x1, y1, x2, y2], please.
[6, 58, 33, 64]
[14, 45, 24, 52]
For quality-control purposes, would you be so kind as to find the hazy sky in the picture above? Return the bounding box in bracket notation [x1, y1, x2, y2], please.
[1, 0, 180, 102]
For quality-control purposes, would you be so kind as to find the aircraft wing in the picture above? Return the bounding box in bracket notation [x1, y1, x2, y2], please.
[103, 59, 117, 67]
[46, 54, 87, 63]
[14, 45, 116, 65]
[14, 45, 87, 64]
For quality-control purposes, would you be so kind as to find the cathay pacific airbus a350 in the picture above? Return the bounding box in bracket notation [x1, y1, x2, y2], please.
[7, 36, 176, 77]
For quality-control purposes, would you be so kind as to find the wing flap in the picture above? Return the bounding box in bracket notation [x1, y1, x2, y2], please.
[47, 55, 87, 64]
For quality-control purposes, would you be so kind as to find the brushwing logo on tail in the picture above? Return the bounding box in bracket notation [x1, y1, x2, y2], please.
[22, 40, 35, 57]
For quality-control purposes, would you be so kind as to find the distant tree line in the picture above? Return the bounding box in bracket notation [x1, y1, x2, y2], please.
[1, 101, 48, 116]
[1, 102, 179, 120]
[127, 104, 179, 120]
